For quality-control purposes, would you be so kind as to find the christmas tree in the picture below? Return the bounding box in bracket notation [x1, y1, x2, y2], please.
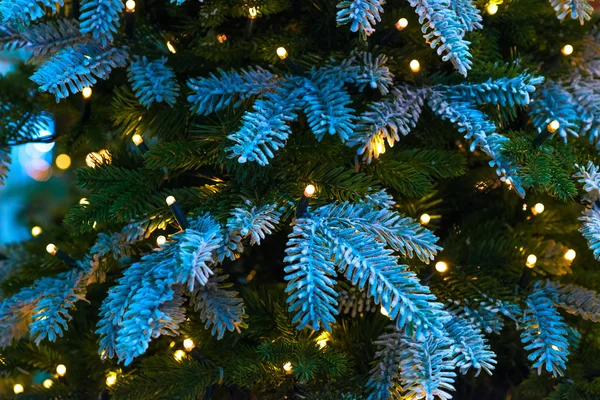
[1, 0, 600, 398]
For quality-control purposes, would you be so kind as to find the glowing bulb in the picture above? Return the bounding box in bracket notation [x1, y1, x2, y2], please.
[13, 384, 24, 394]
[85, 152, 101, 168]
[166, 41, 176, 54]
[395, 18, 408, 30]
[248, 7, 258, 18]
[304, 184, 315, 198]
[283, 362, 293, 373]
[98, 149, 112, 164]
[156, 235, 166, 246]
[183, 338, 195, 351]
[217, 34, 227, 43]
[46, 244, 58, 255]
[43, 379, 53, 389]
[166, 195, 177, 206]
[564, 249, 576, 261]
[174, 350, 186, 361]
[82, 87, 92, 99]
[125, 0, 135, 11]
[547, 120, 560, 133]
[56, 364, 67, 376]
[526, 254, 537, 268]
[551, 344, 560, 351]
[420, 214, 431, 225]
[55, 154, 71, 170]
[276, 47, 288, 60]
[132, 134, 144, 146]
[380, 306, 389, 317]
[409, 59, 420, 73]
[435, 261, 448, 273]
[169, 341, 176, 348]
[532, 203, 545, 215]
[31, 226, 42, 237]
[106, 372, 117, 386]
[317, 339, 327, 349]
[561, 44, 573, 56]
[80, 198, 90, 205]
[486, 3, 498, 14]
[373, 135, 386, 157]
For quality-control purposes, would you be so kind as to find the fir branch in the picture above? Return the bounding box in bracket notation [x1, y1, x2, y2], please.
[0, 0, 62, 23]
[79, 0, 123, 47]
[187, 67, 279, 115]
[445, 312, 496, 376]
[548, 0, 593, 24]
[574, 161, 600, 203]
[448, 0, 482, 32]
[568, 76, 600, 142]
[0, 147, 10, 186]
[529, 81, 580, 141]
[366, 329, 404, 399]
[352, 52, 394, 95]
[128, 56, 180, 108]
[30, 43, 128, 101]
[408, 0, 473, 76]
[519, 282, 570, 377]
[554, 282, 600, 322]
[579, 204, 600, 260]
[226, 201, 282, 245]
[336, 0, 385, 38]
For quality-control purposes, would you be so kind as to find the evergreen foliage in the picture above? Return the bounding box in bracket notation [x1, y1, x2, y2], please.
[128, 56, 180, 108]
[79, 0, 123, 47]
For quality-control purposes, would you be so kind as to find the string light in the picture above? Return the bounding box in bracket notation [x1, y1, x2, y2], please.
[85, 151, 101, 168]
[82, 87, 92, 99]
[166, 196, 176, 206]
[13, 384, 24, 394]
[43, 379, 53, 389]
[46, 243, 58, 255]
[80, 198, 90, 205]
[283, 362, 293, 373]
[395, 18, 408, 30]
[56, 364, 67, 376]
[31, 226, 42, 237]
[532, 203, 545, 215]
[174, 350, 186, 361]
[486, 3, 498, 14]
[435, 261, 448, 273]
[156, 235, 166, 246]
[55, 154, 71, 170]
[380, 306, 389, 317]
[551, 344, 561, 351]
[125, 0, 135, 11]
[217, 34, 227, 43]
[98, 149, 112, 164]
[248, 7, 258, 18]
[166, 41, 176, 54]
[106, 372, 117, 386]
[547, 120, 560, 133]
[304, 185, 315, 198]
[526, 254, 537, 268]
[564, 249, 576, 261]
[183, 338, 195, 351]
[409, 59, 421, 73]
[561, 44, 573, 56]
[276, 47, 288, 60]
[315, 332, 330, 349]
[132, 134, 144, 146]
[420, 214, 431, 225]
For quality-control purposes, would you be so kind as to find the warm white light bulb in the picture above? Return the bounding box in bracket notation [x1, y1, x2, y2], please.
[55, 154, 71, 170]
[420, 214, 431, 225]
[43, 379, 53, 389]
[183, 338, 195, 351]
[13, 384, 24, 394]
[304, 185, 315, 198]
[317, 339, 327, 349]
[564, 249, 576, 261]
[533, 203, 545, 215]
[276, 47, 288, 60]
[435, 261, 448, 273]
[156, 235, 167, 246]
[547, 120, 560, 133]
[486, 3, 498, 14]
[166, 196, 177, 206]
[82, 87, 92, 99]
[561, 44, 574, 56]
[85, 152, 101, 168]
[409, 59, 420, 73]
[166, 41, 176, 54]
[174, 350, 186, 361]
[56, 364, 67, 376]
[395, 18, 408, 30]
[217, 34, 227, 43]
[79, 198, 90, 205]
[125, 0, 135, 11]
[46, 243, 58, 255]
[526, 254, 537, 268]
[132, 134, 144, 146]
[248, 6, 258, 18]
[31, 226, 42, 237]
[283, 362, 293, 373]
[106, 372, 117, 387]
